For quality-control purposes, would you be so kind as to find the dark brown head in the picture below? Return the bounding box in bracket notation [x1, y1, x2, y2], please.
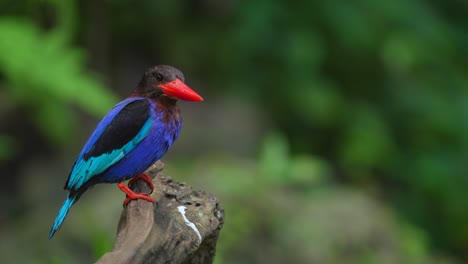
[133, 65, 203, 102]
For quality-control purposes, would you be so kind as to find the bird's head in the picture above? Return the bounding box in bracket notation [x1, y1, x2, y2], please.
[134, 65, 203, 102]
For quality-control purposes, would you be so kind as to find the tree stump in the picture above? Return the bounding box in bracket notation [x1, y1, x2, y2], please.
[96, 161, 224, 264]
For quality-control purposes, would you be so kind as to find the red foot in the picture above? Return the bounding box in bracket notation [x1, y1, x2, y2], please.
[128, 173, 154, 193]
[117, 181, 155, 207]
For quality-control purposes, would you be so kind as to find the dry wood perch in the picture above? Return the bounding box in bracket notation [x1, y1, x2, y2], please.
[96, 161, 224, 264]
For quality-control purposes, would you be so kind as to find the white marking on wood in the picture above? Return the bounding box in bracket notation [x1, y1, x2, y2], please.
[177, 206, 202, 242]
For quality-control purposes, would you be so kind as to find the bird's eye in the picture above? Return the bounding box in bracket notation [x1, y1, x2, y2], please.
[155, 73, 164, 82]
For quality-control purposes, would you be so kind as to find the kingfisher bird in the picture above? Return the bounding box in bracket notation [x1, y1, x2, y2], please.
[49, 65, 203, 239]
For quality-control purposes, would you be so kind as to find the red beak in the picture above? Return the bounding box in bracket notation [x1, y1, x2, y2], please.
[158, 78, 203, 102]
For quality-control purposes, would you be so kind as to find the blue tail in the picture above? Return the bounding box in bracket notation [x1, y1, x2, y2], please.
[49, 194, 77, 239]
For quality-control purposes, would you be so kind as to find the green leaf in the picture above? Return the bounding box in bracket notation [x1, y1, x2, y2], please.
[0, 18, 118, 116]
[0, 17, 118, 147]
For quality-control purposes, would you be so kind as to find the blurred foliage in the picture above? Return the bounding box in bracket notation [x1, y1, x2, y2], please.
[152, 0, 468, 259]
[180, 133, 455, 264]
[0, 0, 116, 151]
[1, 0, 468, 263]
[0, 134, 16, 159]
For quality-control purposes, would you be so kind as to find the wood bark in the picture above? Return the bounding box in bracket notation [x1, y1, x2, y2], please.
[96, 161, 224, 264]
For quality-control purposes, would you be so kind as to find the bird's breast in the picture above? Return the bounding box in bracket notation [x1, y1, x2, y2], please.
[149, 102, 182, 150]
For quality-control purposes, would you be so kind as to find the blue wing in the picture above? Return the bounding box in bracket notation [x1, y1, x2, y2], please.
[65, 97, 153, 191]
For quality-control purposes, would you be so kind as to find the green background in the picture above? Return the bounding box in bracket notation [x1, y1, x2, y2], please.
[1, 0, 467, 263]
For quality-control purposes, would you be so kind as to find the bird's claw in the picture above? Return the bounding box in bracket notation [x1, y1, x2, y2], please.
[117, 181, 156, 207]
[123, 193, 155, 207]
[128, 173, 154, 193]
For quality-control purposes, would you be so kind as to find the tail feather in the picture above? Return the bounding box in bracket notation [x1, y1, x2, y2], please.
[49, 194, 77, 239]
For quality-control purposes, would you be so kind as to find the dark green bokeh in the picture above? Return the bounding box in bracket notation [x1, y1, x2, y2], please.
[0, 0, 467, 263]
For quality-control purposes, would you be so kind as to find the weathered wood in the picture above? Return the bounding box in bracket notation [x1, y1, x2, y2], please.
[96, 161, 224, 264]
